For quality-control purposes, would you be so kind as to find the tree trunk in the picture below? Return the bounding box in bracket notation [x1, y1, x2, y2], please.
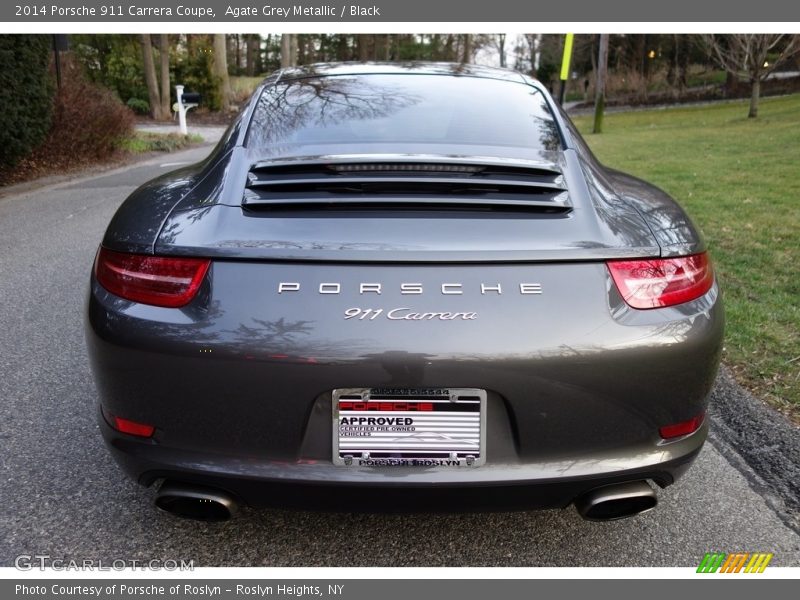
[246, 35, 257, 76]
[235, 34, 242, 72]
[158, 34, 171, 121]
[677, 38, 689, 93]
[430, 34, 440, 60]
[373, 35, 383, 60]
[444, 35, 454, 62]
[749, 78, 760, 118]
[462, 34, 472, 63]
[593, 34, 609, 134]
[140, 34, 163, 120]
[498, 34, 506, 67]
[262, 35, 271, 72]
[212, 34, 232, 112]
[634, 35, 646, 75]
[374, 35, 390, 61]
[386, 35, 392, 61]
[526, 35, 536, 76]
[666, 34, 677, 88]
[280, 34, 292, 68]
[357, 35, 371, 61]
[255, 36, 263, 74]
[290, 34, 299, 65]
[336, 35, 348, 62]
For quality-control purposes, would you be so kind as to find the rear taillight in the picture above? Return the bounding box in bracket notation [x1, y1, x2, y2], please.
[94, 247, 210, 308]
[607, 253, 714, 310]
[659, 412, 705, 440]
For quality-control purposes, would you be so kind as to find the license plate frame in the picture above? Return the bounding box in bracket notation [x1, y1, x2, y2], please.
[332, 388, 486, 467]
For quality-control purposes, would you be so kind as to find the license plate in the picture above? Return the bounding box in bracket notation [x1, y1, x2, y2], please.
[332, 388, 486, 467]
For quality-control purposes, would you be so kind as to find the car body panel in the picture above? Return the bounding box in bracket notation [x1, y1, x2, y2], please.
[87, 260, 722, 492]
[87, 63, 723, 512]
[144, 148, 661, 263]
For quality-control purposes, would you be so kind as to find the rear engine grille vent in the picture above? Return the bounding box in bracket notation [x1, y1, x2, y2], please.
[242, 160, 572, 213]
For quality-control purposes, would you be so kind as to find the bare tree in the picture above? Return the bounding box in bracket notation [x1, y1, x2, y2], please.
[702, 34, 800, 118]
[667, 34, 690, 95]
[140, 35, 167, 120]
[212, 34, 232, 112]
[522, 34, 544, 78]
[496, 34, 507, 68]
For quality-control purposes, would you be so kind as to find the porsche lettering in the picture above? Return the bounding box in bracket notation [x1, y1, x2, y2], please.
[276, 282, 543, 295]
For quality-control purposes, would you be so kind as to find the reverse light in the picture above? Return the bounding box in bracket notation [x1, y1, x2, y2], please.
[112, 415, 155, 438]
[659, 412, 705, 440]
[94, 247, 210, 308]
[607, 253, 714, 309]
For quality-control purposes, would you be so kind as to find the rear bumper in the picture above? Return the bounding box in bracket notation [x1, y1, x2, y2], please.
[87, 259, 722, 510]
[99, 407, 706, 511]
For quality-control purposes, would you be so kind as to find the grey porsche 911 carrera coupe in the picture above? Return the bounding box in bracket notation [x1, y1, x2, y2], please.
[86, 63, 723, 521]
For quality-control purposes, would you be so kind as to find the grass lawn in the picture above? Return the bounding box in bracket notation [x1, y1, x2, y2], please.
[573, 95, 800, 420]
[118, 132, 204, 154]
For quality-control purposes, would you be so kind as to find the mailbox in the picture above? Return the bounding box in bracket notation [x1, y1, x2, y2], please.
[180, 92, 202, 105]
[174, 85, 201, 135]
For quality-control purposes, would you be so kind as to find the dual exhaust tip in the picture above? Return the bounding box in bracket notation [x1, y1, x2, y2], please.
[574, 480, 657, 521]
[155, 482, 237, 522]
[154, 479, 656, 522]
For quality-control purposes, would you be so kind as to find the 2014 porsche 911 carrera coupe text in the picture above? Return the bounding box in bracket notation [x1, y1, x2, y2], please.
[86, 63, 723, 521]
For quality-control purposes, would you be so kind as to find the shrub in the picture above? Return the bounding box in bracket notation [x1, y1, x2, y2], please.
[126, 97, 151, 114]
[32, 57, 134, 167]
[0, 35, 53, 168]
[72, 34, 149, 109]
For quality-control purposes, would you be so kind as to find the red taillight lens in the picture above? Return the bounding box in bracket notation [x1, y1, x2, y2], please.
[607, 253, 714, 309]
[94, 247, 210, 308]
[112, 415, 155, 438]
[659, 412, 705, 440]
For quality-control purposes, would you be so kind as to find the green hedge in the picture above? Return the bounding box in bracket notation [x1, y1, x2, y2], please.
[0, 36, 54, 168]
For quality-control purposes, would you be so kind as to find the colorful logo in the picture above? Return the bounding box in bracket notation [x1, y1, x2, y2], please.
[697, 552, 773, 573]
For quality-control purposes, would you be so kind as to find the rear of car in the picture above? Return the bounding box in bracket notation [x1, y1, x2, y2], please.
[86, 65, 723, 520]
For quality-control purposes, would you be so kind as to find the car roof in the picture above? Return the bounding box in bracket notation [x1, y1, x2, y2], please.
[275, 62, 536, 86]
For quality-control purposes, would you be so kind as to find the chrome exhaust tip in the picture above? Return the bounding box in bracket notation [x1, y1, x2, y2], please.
[154, 481, 238, 521]
[575, 481, 657, 521]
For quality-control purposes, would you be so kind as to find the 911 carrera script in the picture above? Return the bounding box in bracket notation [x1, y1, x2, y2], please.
[344, 307, 479, 321]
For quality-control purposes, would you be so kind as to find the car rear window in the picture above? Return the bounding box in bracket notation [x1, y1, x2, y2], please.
[246, 73, 562, 152]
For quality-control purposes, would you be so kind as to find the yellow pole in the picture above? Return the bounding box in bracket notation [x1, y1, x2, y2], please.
[558, 33, 574, 104]
[560, 33, 575, 81]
